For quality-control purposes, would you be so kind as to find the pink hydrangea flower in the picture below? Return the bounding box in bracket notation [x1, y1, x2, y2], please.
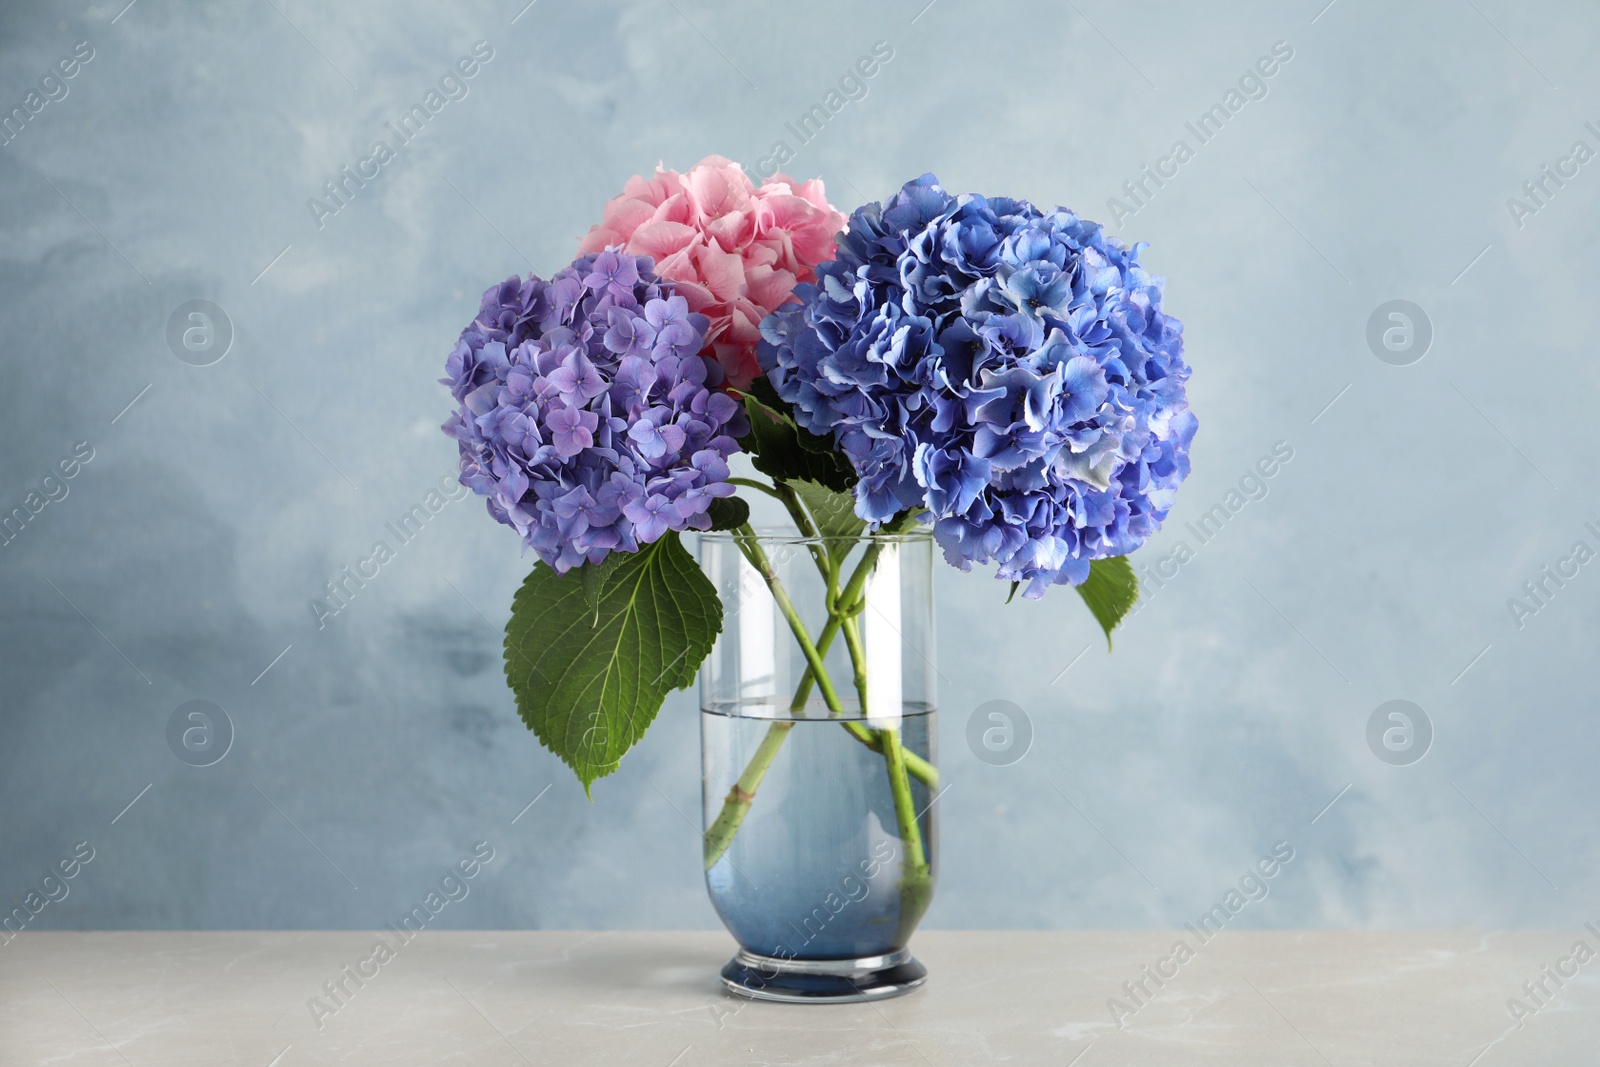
[579, 155, 847, 390]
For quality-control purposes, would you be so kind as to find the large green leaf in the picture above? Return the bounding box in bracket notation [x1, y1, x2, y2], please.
[1075, 556, 1139, 648]
[503, 533, 721, 794]
[738, 386, 854, 492]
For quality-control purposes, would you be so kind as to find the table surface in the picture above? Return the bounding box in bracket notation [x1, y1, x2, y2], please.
[1, 931, 1595, 1065]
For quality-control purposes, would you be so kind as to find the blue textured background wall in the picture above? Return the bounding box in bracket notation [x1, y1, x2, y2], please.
[3, 0, 1596, 935]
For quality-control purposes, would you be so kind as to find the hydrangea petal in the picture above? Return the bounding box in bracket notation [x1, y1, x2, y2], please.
[761, 175, 1195, 597]
[441, 253, 747, 572]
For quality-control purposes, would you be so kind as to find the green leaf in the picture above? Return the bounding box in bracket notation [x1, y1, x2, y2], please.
[738, 389, 854, 492]
[577, 564, 604, 627]
[744, 376, 788, 423]
[706, 496, 750, 532]
[789, 479, 866, 570]
[789, 480, 864, 541]
[503, 533, 722, 795]
[764, 384, 838, 463]
[1006, 581, 1020, 605]
[1075, 556, 1138, 648]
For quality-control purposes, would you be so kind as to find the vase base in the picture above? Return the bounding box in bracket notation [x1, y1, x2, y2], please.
[720, 948, 927, 1003]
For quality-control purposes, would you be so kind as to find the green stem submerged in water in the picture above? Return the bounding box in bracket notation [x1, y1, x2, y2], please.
[703, 511, 936, 905]
[840, 614, 934, 940]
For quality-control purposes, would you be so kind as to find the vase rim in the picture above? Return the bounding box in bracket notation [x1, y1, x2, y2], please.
[699, 527, 934, 544]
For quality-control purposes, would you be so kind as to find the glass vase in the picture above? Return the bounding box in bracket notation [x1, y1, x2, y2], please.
[699, 530, 937, 1003]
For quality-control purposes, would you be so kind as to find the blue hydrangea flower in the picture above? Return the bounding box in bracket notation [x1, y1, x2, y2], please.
[760, 175, 1196, 598]
[442, 251, 747, 573]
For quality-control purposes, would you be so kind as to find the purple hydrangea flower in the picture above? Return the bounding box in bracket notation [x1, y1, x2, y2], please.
[442, 251, 748, 573]
[760, 175, 1196, 599]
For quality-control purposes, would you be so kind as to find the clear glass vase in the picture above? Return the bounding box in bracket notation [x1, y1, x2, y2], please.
[699, 530, 937, 1002]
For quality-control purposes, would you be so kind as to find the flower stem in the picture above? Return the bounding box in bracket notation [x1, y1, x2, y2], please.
[783, 534, 936, 786]
[731, 525, 843, 715]
[705, 526, 844, 870]
[701, 717, 794, 870]
[770, 479, 834, 582]
[840, 615, 870, 708]
[726, 476, 783, 500]
[702, 519, 935, 870]
[882, 723, 935, 941]
[798, 616, 938, 787]
[841, 614, 933, 940]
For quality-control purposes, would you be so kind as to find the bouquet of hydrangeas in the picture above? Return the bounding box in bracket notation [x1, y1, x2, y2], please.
[441, 157, 1195, 871]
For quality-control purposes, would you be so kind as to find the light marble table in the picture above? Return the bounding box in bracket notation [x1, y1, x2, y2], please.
[1, 931, 1595, 1065]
